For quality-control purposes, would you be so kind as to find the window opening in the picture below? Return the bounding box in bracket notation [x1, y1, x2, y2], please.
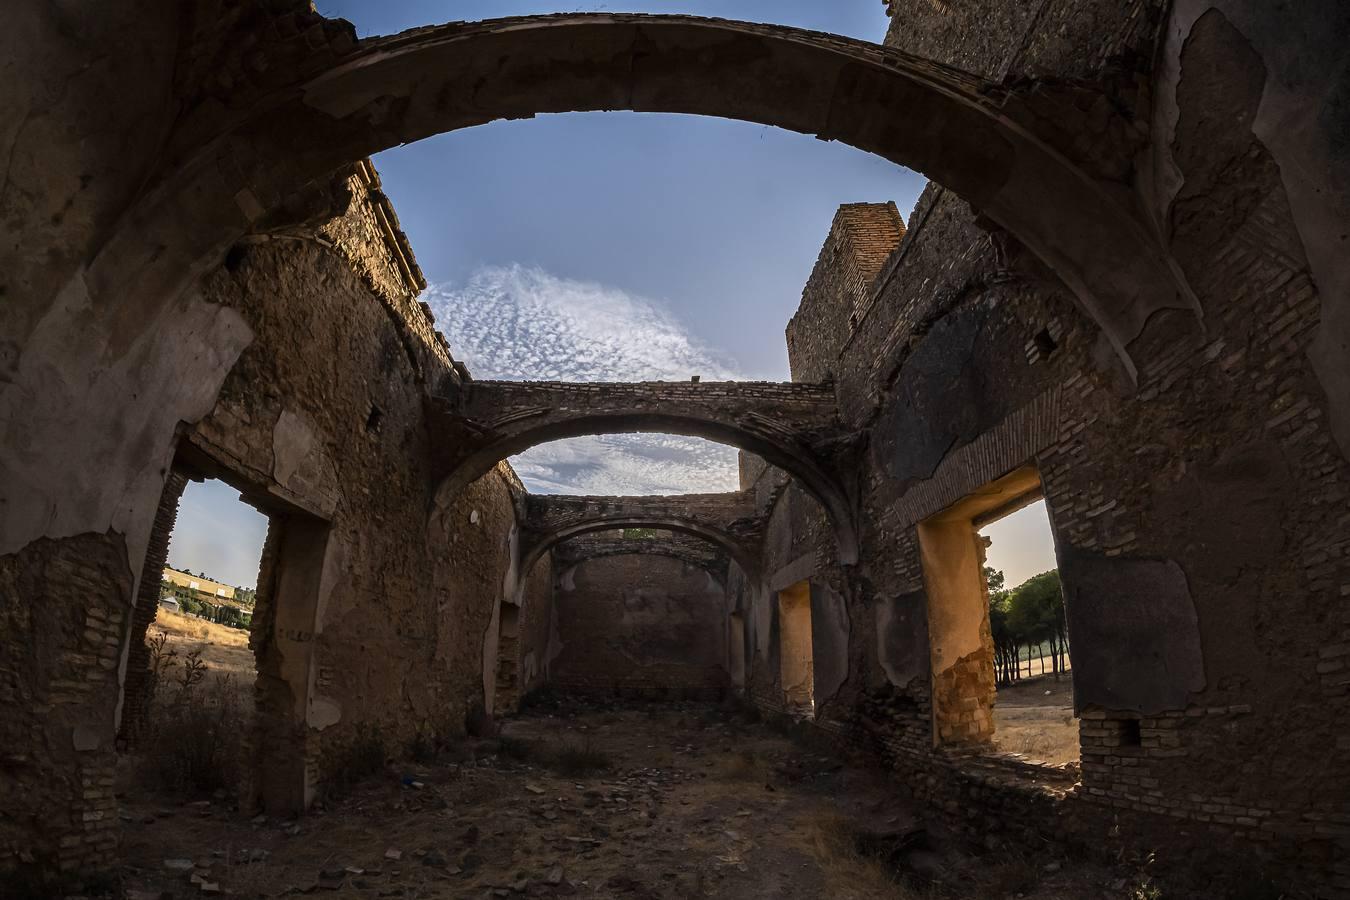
[918, 465, 1077, 768]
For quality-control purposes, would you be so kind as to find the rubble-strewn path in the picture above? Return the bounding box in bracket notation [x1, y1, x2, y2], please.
[119, 701, 1129, 899]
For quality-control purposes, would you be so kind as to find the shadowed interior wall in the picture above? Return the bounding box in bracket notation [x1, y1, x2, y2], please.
[732, 5, 1350, 892]
[551, 554, 730, 700]
[0, 161, 532, 868]
[499, 554, 556, 712]
[729, 613, 747, 692]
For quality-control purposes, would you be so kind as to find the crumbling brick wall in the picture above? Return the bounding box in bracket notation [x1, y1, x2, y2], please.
[786, 202, 906, 382]
[551, 555, 731, 701]
[731, 465, 850, 720]
[750, 2, 1350, 892]
[495, 552, 555, 714]
[186, 181, 528, 761]
[0, 535, 133, 872]
[117, 470, 190, 744]
[0, 166, 534, 869]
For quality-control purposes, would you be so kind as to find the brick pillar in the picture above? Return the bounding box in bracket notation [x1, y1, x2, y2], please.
[118, 469, 189, 743]
[239, 517, 280, 813]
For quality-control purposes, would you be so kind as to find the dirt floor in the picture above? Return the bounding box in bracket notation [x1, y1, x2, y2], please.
[992, 675, 1079, 767]
[117, 699, 1149, 899]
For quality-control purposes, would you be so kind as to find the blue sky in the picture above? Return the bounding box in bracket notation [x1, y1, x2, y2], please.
[981, 500, 1059, 589]
[167, 2, 1052, 588]
[317, 1, 924, 501]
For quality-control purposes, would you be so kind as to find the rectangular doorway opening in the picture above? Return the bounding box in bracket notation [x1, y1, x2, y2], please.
[122, 473, 268, 803]
[777, 580, 814, 716]
[918, 465, 1077, 769]
[728, 612, 746, 694]
[980, 490, 1077, 768]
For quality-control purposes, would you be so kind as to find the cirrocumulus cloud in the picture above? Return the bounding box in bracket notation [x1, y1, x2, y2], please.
[424, 265, 744, 495]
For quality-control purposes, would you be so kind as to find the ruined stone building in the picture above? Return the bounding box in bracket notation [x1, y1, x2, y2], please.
[2, 0, 1348, 896]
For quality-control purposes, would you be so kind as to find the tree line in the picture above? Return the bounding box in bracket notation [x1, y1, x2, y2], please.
[985, 567, 1070, 685]
[159, 579, 253, 630]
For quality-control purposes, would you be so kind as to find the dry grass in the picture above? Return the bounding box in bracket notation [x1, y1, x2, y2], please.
[714, 747, 770, 783]
[993, 714, 1080, 765]
[806, 813, 927, 900]
[152, 606, 249, 648]
[139, 672, 247, 796]
[131, 615, 255, 799]
[549, 738, 612, 777]
[993, 676, 1079, 766]
[493, 734, 612, 777]
[149, 607, 255, 703]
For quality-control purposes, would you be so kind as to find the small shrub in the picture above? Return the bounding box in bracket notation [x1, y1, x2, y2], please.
[808, 813, 924, 898]
[1130, 853, 1163, 900]
[495, 731, 609, 774]
[144, 631, 178, 709]
[141, 672, 244, 796]
[177, 648, 207, 690]
[497, 735, 543, 763]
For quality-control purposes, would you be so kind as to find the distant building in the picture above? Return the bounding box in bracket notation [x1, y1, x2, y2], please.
[158, 597, 180, 613]
[162, 567, 235, 600]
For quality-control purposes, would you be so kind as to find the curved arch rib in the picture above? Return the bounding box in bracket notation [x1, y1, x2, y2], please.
[430, 406, 859, 565]
[518, 517, 759, 603]
[109, 13, 1197, 385]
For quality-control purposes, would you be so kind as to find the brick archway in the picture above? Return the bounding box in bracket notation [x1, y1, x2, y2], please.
[514, 493, 764, 595]
[102, 14, 1195, 382]
[523, 517, 758, 587]
[552, 532, 731, 585]
[429, 379, 858, 564]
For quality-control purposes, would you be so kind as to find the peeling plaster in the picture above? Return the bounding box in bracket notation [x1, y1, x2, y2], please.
[482, 522, 523, 717]
[1159, 1, 1350, 459]
[272, 408, 340, 516]
[0, 275, 252, 558]
[875, 590, 930, 688]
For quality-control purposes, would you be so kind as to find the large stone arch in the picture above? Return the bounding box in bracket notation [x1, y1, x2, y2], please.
[523, 517, 757, 590]
[99, 14, 1195, 386]
[553, 532, 731, 585]
[526, 520, 761, 585]
[515, 492, 763, 595]
[442, 416, 851, 564]
[429, 380, 856, 562]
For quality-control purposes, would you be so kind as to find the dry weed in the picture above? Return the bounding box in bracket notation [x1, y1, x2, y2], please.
[139, 671, 246, 796]
[807, 812, 926, 899]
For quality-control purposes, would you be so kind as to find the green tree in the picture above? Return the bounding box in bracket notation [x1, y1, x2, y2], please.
[983, 567, 1021, 684]
[1005, 570, 1068, 678]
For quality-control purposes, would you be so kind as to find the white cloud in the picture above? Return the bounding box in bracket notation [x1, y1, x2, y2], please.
[425, 265, 744, 494]
[511, 434, 739, 496]
[424, 264, 740, 382]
